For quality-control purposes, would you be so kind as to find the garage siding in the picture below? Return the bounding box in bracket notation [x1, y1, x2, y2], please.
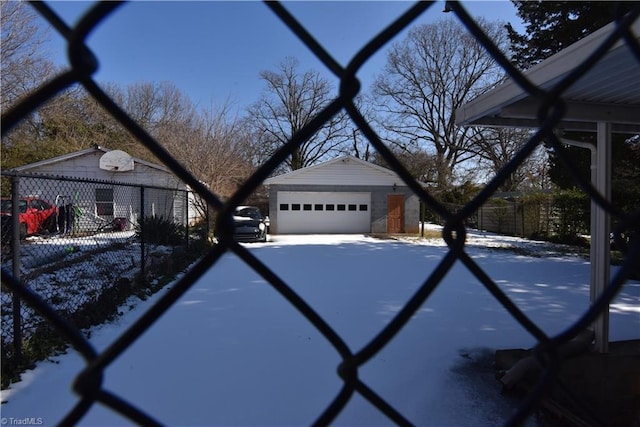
[268, 185, 418, 235]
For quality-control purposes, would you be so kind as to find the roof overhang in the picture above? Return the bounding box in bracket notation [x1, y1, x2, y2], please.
[455, 18, 640, 133]
[455, 17, 640, 354]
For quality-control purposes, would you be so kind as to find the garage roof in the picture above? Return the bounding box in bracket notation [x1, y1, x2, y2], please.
[455, 18, 640, 132]
[264, 155, 404, 187]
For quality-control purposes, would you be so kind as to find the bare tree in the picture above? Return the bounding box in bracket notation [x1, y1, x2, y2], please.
[248, 57, 350, 171]
[350, 125, 372, 162]
[465, 127, 546, 192]
[35, 87, 99, 151]
[239, 117, 279, 171]
[522, 145, 552, 191]
[373, 18, 508, 189]
[114, 81, 207, 163]
[371, 146, 439, 184]
[344, 95, 376, 163]
[1, 0, 55, 168]
[122, 81, 197, 134]
[1, 0, 52, 112]
[160, 100, 253, 199]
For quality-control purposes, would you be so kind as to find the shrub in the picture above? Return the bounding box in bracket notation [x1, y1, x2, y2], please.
[135, 216, 186, 246]
[188, 218, 213, 250]
[552, 188, 589, 236]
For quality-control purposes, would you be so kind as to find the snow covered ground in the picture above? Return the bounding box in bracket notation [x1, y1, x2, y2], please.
[1, 231, 167, 342]
[1, 228, 638, 426]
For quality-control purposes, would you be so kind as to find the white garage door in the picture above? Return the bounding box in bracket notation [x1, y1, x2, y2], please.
[276, 191, 371, 234]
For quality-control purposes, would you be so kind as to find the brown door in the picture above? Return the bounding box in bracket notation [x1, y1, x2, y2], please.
[387, 194, 404, 233]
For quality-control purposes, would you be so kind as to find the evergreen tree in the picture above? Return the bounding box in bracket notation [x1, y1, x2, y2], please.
[507, 1, 636, 69]
[507, 0, 640, 205]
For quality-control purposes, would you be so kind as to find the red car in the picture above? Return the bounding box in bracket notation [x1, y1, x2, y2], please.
[1, 197, 58, 238]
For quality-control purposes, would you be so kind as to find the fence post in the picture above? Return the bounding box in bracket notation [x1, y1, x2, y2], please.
[11, 175, 22, 361]
[140, 186, 146, 280]
[521, 200, 525, 237]
[513, 200, 517, 236]
[420, 201, 424, 237]
[206, 200, 210, 242]
[185, 190, 190, 249]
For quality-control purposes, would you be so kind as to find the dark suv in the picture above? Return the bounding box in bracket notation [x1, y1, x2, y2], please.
[232, 206, 269, 243]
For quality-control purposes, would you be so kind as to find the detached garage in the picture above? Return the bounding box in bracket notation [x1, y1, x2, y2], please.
[264, 155, 420, 235]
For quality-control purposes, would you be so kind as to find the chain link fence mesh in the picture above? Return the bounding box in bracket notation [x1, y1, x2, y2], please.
[1, 172, 201, 387]
[1, 1, 639, 426]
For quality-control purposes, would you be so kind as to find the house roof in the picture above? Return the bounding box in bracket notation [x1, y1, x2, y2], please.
[9, 145, 171, 173]
[264, 155, 407, 187]
[455, 18, 640, 132]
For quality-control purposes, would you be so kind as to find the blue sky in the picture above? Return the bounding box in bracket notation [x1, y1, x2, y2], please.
[40, 1, 523, 114]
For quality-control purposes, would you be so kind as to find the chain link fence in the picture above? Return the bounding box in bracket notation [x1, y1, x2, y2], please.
[1, 172, 204, 386]
[1, 1, 639, 426]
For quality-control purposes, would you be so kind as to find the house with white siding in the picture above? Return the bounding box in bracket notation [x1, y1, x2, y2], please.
[7, 146, 198, 231]
[264, 155, 420, 234]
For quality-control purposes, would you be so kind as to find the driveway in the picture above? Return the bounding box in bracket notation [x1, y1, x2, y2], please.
[2, 233, 638, 426]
